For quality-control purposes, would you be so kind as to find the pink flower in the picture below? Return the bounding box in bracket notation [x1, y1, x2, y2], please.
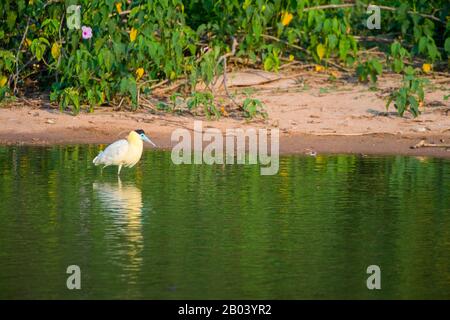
[82, 26, 92, 40]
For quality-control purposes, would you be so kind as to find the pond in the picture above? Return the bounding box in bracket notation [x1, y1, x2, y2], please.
[0, 146, 449, 299]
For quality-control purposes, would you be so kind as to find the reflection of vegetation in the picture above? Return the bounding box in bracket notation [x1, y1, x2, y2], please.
[0, 147, 449, 299]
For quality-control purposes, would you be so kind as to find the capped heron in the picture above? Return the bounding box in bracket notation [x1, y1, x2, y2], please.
[93, 129, 156, 174]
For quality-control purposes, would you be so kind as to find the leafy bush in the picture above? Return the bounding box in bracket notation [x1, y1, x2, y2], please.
[187, 91, 220, 119]
[242, 97, 267, 119]
[386, 66, 428, 117]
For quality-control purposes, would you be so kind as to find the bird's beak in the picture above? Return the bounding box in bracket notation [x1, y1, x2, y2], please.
[142, 134, 157, 147]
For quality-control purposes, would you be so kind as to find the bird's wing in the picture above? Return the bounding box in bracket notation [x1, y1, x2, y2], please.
[94, 139, 129, 165]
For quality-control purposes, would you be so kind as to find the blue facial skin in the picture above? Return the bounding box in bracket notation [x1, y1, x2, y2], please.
[140, 133, 156, 147]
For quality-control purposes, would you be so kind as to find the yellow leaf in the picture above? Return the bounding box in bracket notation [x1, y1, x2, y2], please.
[116, 2, 122, 14]
[316, 43, 326, 60]
[422, 63, 432, 74]
[130, 28, 137, 42]
[289, 54, 294, 62]
[135, 68, 144, 80]
[315, 65, 325, 72]
[281, 12, 293, 26]
[51, 42, 61, 60]
[0, 75, 7, 87]
[25, 38, 32, 47]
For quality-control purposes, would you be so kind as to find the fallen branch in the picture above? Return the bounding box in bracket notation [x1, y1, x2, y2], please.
[157, 80, 187, 93]
[411, 140, 450, 149]
[262, 34, 308, 54]
[215, 37, 239, 106]
[114, 97, 124, 111]
[307, 132, 389, 136]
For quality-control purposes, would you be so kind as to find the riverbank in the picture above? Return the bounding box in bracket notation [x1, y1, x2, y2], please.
[1, 71, 449, 158]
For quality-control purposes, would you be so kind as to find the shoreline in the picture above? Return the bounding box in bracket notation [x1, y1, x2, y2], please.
[1, 110, 449, 158]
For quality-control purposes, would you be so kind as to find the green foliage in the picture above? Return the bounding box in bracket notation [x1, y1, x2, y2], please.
[388, 41, 411, 73]
[386, 67, 428, 118]
[242, 97, 267, 119]
[187, 91, 220, 119]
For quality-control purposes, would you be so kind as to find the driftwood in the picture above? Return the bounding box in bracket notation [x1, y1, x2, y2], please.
[411, 140, 450, 149]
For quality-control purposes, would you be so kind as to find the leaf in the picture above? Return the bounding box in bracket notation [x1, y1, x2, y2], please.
[135, 67, 144, 80]
[130, 28, 138, 42]
[327, 34, 338, 49]
[6, 12, 17, 30]
[316, 43, 325, 60]
[393, 59, 403, 73]
[390, 42, 401, 56]
[418, 36, 427, 54]
[127, 77, 137, 103]
[339, 39, 349, 60]
[51, 42, 60, 60]
[371, 60, 382, 75]
[323, 19, 331, 34]
[408, 96, 419, 117]
[31, 39, 47, 61]
[385, 95, 394, 111]
[263, 56, 274, 71]
[0, 75, 7, 87]
[427, 42, 438, 61]
[445, 38, 450, 54]
[99, 48, 113, 71]
[116, 2, 122, 13]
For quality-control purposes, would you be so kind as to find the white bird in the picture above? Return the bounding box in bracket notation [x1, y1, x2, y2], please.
[93, 129, 156, 174]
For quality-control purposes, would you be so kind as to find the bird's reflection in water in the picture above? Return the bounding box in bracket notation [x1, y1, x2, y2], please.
[93, 178, 144, 284]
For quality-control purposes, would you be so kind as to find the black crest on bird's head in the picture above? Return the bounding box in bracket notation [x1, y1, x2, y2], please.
[134, 129, 145, 135]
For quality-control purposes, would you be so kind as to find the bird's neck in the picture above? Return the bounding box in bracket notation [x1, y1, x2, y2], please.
[127, 133, 143, 149]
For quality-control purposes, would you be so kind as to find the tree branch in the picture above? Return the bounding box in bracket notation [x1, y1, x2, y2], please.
[302, 3, 443, 24]
[13, 17, 31, 95]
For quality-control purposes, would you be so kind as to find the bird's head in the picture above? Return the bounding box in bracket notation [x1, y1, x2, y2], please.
[133, 129, 156, 147]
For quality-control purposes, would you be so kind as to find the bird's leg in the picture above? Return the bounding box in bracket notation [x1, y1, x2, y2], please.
[118, 164, 122, 175]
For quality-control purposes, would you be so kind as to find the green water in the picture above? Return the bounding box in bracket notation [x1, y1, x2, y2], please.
[0, 146, 449, 299]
